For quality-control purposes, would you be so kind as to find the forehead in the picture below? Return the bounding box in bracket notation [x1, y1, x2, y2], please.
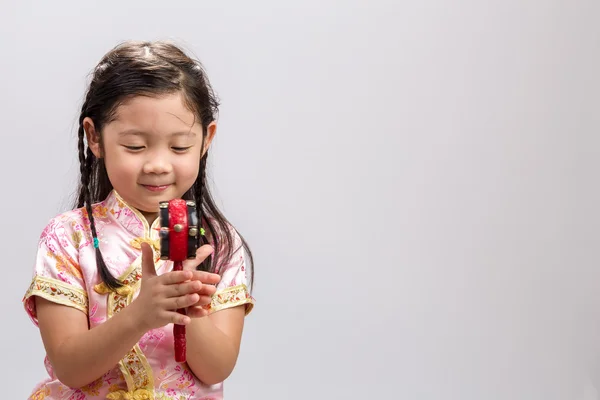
[107, 93, 202, 136]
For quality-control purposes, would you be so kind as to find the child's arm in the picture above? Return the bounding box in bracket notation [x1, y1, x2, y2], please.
[185, 306, 246, 385]
[183, 240, 253, 384]
[35, 243, 214, 388]
[36, 297, 148, 388]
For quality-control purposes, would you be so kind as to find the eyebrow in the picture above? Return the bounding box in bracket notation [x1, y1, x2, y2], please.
[118, 129, 197, 138]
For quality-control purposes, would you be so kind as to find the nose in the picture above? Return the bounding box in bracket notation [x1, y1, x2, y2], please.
[142, 153, 173, 175]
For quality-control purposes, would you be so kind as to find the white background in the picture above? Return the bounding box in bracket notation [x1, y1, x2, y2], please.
[2, 1, 600, 399]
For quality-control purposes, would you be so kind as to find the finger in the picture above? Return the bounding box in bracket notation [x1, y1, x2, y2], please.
[186, 306, 209, 319]
[164, 280, 202, 298]
[169, 293, 200, 310]
[190, 271, 221, 286]
[166, 311, 191, 325]
[193, 295, 214, 307]
[140, 242, 158, 279]
[187, 296, 213, 308]
[197, 285, 217, 297]
[182, 245, 215, 271]
[159, 270, 194, 285]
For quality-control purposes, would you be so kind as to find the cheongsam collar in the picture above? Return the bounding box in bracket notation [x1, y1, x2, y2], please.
[104, 190, 161, 242]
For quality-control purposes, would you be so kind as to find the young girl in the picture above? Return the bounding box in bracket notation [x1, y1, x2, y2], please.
[22, 41, 255, 400]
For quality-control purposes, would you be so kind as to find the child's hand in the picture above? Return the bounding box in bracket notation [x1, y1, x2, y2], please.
[183, 244, 221, 318]
[130, 243, 202, 331]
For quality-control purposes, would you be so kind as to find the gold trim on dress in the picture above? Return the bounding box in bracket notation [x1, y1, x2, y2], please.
[106, 388, 153, 399]
[23, 275, 88, 317]
[112, 190, 161, 238]
[205, 284, 254, 316]
[104, 254, 160, 399]
[130, 237, 160, 252]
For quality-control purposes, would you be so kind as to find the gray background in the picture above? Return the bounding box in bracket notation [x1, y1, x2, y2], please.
[2, 1, 600, 399]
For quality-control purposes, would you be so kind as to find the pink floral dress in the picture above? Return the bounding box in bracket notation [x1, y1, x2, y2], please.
[22, 190, 254, 400]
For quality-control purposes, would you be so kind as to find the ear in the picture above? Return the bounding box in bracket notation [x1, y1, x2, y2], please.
[83, 117, 102, 158]
[202, 122, 217, 157]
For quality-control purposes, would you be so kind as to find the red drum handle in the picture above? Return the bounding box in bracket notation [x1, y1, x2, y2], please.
[158, 199, 200, 363]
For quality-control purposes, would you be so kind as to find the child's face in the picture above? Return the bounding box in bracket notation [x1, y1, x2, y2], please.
[84, 92, 215, 223]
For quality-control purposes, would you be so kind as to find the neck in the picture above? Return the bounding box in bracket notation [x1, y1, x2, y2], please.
[141, 211, 158, 227]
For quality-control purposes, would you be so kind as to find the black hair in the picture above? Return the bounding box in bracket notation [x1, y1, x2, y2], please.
[74, 41, 253, 290]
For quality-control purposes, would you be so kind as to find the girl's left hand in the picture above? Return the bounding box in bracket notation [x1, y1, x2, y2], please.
[182, 244, 221, 318]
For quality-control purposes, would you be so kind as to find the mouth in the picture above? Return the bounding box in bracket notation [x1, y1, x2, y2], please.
[140, 184, 172, 192]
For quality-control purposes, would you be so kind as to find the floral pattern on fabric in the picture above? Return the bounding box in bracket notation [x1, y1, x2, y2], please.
[24, 276, 88, 320]
[205, 284, 254, 315]
[23, 190, 253, 399]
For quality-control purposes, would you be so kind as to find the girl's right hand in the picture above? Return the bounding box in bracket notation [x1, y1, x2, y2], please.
[129, 242, 201, 332]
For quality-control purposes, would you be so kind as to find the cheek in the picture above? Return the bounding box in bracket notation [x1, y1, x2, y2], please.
[175, 155, 200, 182]
[104, 153, 138, 182]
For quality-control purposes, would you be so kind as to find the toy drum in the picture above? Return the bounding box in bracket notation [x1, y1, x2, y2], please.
[158, 199, 200, 363]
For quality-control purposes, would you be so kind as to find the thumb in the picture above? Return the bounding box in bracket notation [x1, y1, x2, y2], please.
[140, 242, 158, 279]
[182, 244, 214, 271]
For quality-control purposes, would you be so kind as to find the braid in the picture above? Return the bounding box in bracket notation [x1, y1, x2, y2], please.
[198, 154, 207, 216]
[76, 117, 122, 290]
[76, 123, 87, 208]
[196, 153, 211, 271]
[69, 41, 253, 289]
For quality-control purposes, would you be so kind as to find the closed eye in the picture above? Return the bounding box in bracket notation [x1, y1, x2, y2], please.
[172, 146, 192, 152]
[123, 145, 144, 151]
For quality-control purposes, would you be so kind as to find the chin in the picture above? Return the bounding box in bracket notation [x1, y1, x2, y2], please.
[142, 188, 188, 203]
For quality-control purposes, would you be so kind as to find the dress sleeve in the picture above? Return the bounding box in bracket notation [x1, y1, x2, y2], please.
[23, 215, 88, 326]
[206, 231, 255, 316]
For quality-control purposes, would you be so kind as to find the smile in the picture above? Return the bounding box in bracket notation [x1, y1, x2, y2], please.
[141, 184, 172, 192]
